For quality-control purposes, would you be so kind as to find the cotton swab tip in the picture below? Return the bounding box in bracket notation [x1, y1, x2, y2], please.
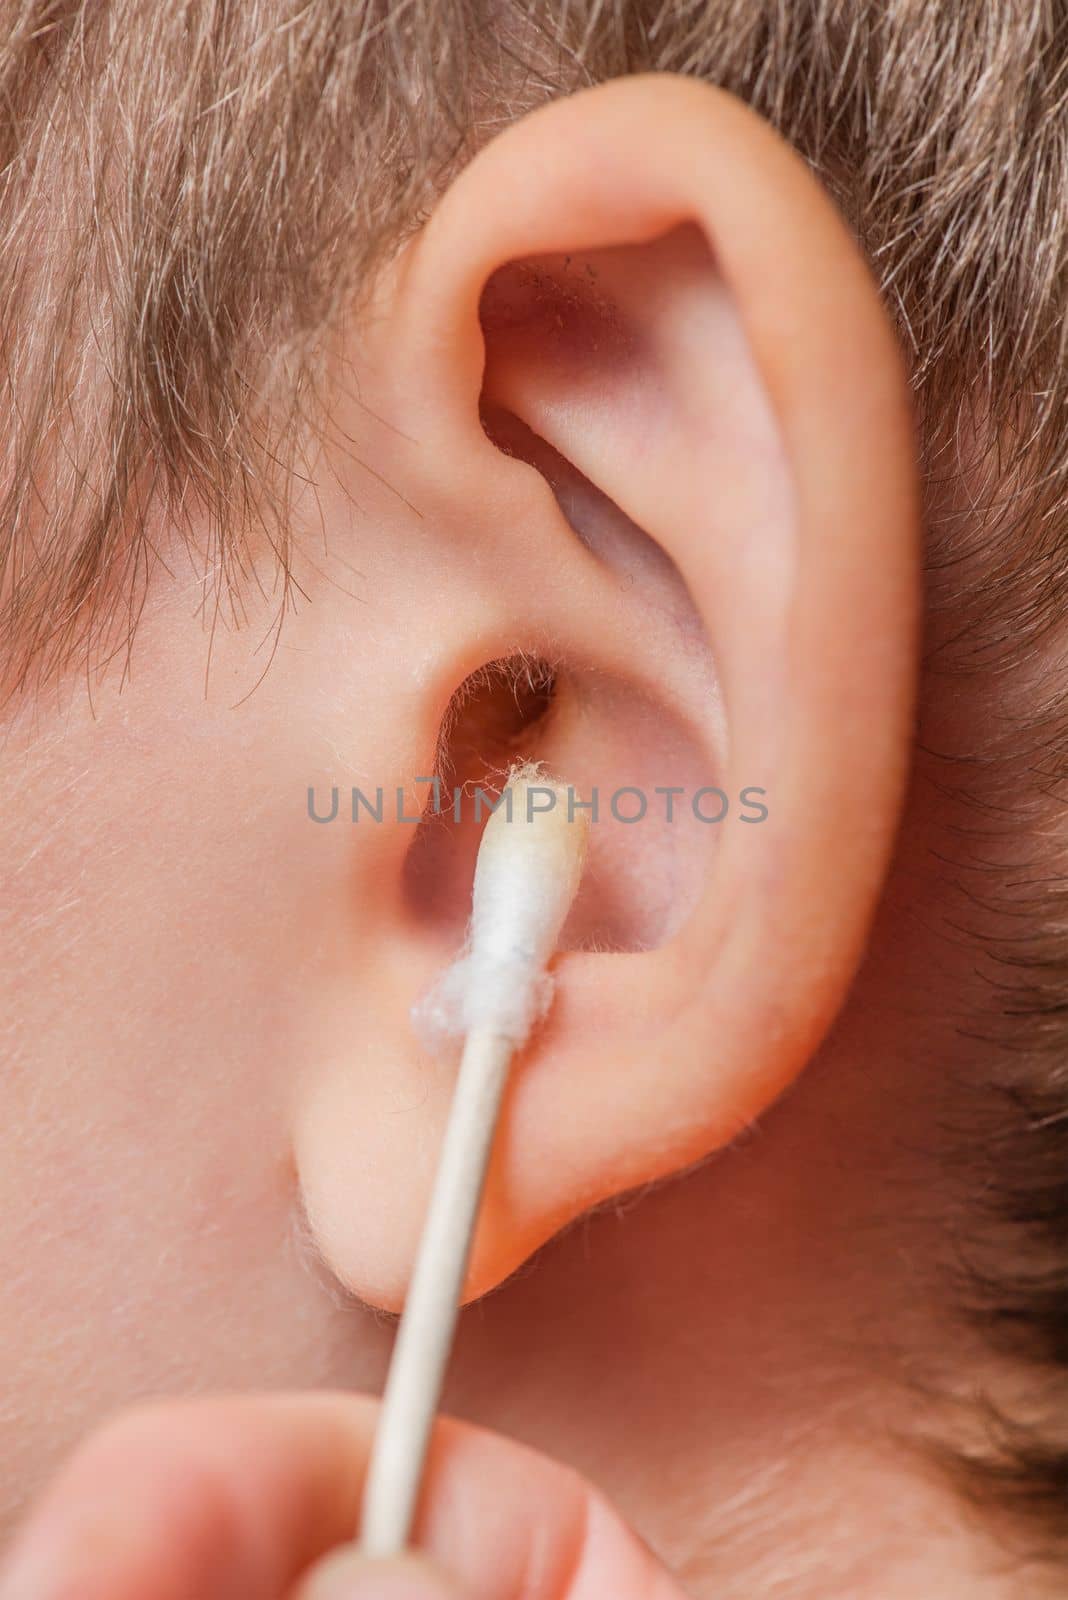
[412, 763, 590, 1048]
[470, 764, 589, 964]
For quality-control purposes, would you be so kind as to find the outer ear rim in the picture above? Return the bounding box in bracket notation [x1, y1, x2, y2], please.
[372, 72, 920, 1289]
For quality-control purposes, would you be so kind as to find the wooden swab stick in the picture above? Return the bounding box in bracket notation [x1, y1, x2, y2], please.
[359, 766, 590, 1558]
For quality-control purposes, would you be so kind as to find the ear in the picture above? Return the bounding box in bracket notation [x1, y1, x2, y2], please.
[294, 74, 919, 1311]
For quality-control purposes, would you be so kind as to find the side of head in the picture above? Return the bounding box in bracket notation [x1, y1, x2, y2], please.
[0, 5, 1065, 1593]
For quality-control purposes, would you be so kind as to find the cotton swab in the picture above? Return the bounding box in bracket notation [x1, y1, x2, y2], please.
[359, 764, 590, 1558]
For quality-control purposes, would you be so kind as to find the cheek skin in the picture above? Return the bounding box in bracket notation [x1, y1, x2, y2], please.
[0, 537, 408, 1529]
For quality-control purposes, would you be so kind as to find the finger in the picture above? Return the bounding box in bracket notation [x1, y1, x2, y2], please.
[294, 1551, 462, 1599]
[0, 1391, 685, 1600]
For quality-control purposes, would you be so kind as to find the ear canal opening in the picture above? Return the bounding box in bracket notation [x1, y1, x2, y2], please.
[435, 654, 558, 784]
[402, 653, 562, 936]
[403, 651, 716, 961]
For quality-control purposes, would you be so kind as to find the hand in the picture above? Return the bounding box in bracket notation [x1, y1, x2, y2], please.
[0, 1392, 688, 1599]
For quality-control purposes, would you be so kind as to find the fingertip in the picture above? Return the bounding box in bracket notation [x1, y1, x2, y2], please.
[294, 1550, 463, 1600]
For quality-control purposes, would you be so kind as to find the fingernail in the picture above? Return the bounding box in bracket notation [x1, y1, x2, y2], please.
[298, 1550, 461, 1600]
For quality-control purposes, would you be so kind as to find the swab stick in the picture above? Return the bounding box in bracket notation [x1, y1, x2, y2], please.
[359, 765, 589, 1558]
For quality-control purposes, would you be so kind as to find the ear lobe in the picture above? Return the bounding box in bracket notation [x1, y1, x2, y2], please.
[296, 74, 919, 1310]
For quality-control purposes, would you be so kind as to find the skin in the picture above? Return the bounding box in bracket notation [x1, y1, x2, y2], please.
[0, 75, 1041, 1598]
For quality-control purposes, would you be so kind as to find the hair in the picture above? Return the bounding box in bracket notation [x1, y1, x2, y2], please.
[2, 0, 1066, 1565]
